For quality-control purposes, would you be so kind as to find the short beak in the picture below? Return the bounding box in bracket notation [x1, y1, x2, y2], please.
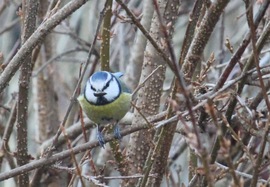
[94, 91, 106, 97]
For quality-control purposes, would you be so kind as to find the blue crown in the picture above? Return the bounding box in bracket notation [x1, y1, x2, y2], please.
[91, 71, 109, 82]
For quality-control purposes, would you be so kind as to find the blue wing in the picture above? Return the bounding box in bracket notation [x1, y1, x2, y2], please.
[112, 72, 123, 78]
[112, 72, 131, 93]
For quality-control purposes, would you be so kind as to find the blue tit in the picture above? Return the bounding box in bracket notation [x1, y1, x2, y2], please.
[77, 71, 131, 147]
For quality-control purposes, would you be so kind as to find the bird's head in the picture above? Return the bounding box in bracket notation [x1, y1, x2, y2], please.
[84, 71, 121, 105]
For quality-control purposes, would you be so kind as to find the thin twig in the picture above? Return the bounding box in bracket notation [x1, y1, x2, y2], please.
[46, 4, 105, 158]
[215, 162, 267, 183]
[0, 0, 90, 93]
[54, 165, 158, 183]
[245, 1, 270, 186]
[32, 47, 88, 76]
[115, 0, 173, 72]
[183, 0, 230, 80]
[153, 0, 199, 149]
[0, 101, 17, 184]
[246, 0, 270, 111]
[60, 125, 86, 187]
[214, 0, 270, 91]
[155, 64, 270, 128]
[131, 65, 162, 98]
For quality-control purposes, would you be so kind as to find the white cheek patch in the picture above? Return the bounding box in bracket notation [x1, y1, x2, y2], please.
[84, 81, 97, 103]
[103, 78, 121, 102]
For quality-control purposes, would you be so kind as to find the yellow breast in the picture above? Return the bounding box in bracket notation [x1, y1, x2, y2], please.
[77, 93, 131, 124]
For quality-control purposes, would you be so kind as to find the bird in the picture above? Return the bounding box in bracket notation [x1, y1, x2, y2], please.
[77, 71, 131, 147]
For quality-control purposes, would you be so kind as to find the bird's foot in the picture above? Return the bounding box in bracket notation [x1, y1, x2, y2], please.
[113, 125, 122, 140]
[97, 128, 105, 148]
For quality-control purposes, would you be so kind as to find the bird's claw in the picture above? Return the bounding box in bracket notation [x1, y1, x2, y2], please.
[97, 129, 105, 148]
[113, 125, 122, 140]
[96, 125, 121, 147]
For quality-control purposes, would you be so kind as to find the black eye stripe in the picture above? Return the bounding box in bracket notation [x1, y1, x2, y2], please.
[91, 85, 96, 91]
[102, 81, 110, 91]
[102, 75, 114, 91]
[88, 73, 122, 93]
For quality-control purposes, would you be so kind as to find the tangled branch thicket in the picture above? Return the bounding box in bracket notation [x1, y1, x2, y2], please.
[0, 0, 270, 187]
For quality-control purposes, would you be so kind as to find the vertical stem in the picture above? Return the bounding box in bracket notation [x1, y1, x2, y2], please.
[178, 0, 203, 66]
[246, 1, 270, 186]
[100, 0, 129, 176]
[100, 0, 112, 71]
[17, 0, 39, 186]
